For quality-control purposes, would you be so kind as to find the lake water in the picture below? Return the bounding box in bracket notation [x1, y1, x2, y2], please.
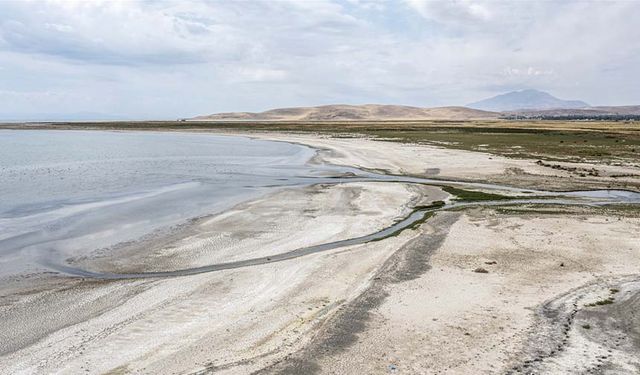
[0, 130, 346, 276]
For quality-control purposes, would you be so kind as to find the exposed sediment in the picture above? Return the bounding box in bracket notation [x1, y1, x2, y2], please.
[510, 277, 640, 374]
[261, 212, 461, 374]
[264, 208, 640, 374]
[0, 181, 442, 374]
[1, 132, 639, 375]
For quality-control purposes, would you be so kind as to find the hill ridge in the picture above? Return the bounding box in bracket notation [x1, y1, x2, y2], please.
[190, 104, 500, 121]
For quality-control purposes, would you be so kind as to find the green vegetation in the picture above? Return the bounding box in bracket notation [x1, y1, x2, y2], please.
[585, 297, 615, 307]
[494, 203, 640, 217]
[582, 324, 591, 329]
[610, 288, 620, 294]
[364, 127, 640, 163]
[495, 206, 572, 215]
[441, 186, 515, 201]
[413, 200, 446, 210]
[405, 211, 435, 231]
[599, 204, 640, 217]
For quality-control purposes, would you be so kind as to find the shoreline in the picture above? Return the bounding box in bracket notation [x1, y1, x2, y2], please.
[0, 129, 639, 374]
[0, 176, 444, 373]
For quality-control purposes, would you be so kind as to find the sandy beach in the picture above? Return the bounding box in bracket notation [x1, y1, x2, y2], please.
[274, 210, 640, 374]
[243, 132, 640, 192]
[1, 132, 639, 374]
[0, 179, 444, 374]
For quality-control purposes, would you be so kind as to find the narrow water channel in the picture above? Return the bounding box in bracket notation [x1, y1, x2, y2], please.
[46, 172, 640, 280]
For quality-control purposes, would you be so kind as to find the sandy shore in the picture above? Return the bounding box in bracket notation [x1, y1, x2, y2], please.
[0, 181, 445, 374]
[1, 131, 639, 374]
[272, 209, 640, 374]
[242, 132, 640, 191]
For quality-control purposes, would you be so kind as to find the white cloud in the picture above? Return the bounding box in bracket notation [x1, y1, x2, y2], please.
[406, 0, 494, 23]
[0, 0, 638, 119]
[228, 67, 288, 83]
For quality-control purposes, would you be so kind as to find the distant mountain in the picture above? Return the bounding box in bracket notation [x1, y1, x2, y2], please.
[467, 89, 589, 112]
[191, 104, 499, 121]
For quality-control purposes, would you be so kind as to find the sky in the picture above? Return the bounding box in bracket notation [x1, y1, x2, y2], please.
[0, 0, 639, 120]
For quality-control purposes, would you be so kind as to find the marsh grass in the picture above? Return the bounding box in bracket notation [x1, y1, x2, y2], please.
[585, 297, 615, 307]
[441, 186, 515, 201]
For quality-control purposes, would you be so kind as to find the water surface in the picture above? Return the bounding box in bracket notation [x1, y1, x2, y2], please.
[3, 130, 639, 278]
[0, 130, 345, 276]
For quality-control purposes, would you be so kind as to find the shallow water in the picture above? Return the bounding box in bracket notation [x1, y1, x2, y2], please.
[2, 130, 639, 279]
[0, 130, 349, 276]
[47, 196, 636, 280]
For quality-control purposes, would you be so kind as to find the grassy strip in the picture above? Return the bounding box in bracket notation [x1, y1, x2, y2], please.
[441, 186, 516, 201]
[441, 186, 561, 202]
[495, 207, 574, 215]
[364, 128, 640, 163]
[413, 200, 446, 210]
[585, 297, 615, 307]
[495, 203, 640, 217]
[405, 211, 436, 231]
[585, 287, 620, 307]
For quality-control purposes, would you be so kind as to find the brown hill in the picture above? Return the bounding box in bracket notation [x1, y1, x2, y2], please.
[190, 104, 500, 121]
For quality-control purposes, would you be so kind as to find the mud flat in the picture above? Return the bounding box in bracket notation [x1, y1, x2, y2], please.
[269, 208, 640, 374]
[0, 181, 445, 374]
[231, 132, 640, 374]
[1, 129, 639, 374]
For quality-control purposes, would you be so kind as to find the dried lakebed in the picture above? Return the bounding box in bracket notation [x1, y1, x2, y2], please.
[4, 130, 633, 280]
[7, 130, 640, 279]
[47, 186, 640, 280]
[1, 130, 640, 374]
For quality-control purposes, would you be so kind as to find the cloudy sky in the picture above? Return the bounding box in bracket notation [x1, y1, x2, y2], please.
[0, 0, 638, 120]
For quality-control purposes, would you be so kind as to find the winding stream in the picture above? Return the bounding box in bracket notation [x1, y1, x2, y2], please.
[7, 130, 636, 280]
[46, 173, 640, 280]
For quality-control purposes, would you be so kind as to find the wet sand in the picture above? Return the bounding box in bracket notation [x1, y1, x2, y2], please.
[0, 181, 445, 373]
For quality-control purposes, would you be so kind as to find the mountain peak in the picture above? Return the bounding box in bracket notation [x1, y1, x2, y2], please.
[467, 90, 589, 112]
